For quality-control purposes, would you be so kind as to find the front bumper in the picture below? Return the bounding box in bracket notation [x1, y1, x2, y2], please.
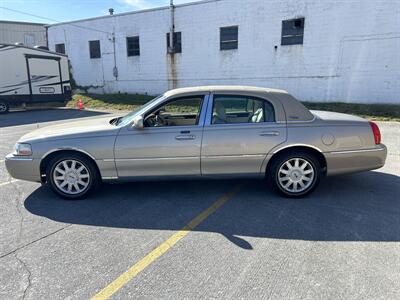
[325, 144, 387, 176]
[5, 153, 42, 182]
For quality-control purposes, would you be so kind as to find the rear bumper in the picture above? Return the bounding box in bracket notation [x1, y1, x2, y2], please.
[325, 144, 387, 176]
[5, 153, 41, 182]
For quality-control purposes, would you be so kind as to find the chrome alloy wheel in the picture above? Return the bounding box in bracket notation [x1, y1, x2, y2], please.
[53, 159, 90, 195]
[277, 158, 315, 193]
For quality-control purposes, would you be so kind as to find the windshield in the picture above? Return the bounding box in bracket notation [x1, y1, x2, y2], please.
[115, 95, 166, 127]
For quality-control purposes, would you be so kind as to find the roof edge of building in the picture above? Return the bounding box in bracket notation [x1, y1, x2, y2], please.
[46, 0, 221, 28]
[0, 20, 47, 26]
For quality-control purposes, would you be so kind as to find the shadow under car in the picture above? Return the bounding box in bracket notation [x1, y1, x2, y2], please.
[24, 171, 400, 249]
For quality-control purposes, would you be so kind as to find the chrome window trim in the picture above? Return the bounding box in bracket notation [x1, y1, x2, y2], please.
[130, 93, 210, 129]
[204, 122, 285, 129]
[205, 93, 279, 126]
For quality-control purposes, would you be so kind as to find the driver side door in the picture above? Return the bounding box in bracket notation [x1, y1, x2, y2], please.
[114, 94, 208, 178]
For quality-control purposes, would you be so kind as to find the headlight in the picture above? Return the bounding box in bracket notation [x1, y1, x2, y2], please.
[14, 143, 32, 156]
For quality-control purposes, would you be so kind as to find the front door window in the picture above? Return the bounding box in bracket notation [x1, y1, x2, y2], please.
[144, 96, 203, 127]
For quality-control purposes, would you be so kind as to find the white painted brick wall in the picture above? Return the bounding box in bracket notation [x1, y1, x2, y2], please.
[47, 0, 400, 103]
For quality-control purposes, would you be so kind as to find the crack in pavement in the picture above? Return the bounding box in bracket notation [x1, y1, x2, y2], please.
[14, 253, 32, 300]
[0, 224, 72, 260]
[12, 182, 25, 244]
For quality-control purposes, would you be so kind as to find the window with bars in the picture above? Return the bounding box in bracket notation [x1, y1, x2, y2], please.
[166, 32, 182, 53]
[281, 18, 305, 45]
[126, 36, 140, 56]
[89, 40, 101, 59]
[55, 43, 65, 54]
[220, 26, 238, 50]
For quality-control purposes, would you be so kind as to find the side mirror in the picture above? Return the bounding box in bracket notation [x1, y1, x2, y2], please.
[133, 115, 144, 129]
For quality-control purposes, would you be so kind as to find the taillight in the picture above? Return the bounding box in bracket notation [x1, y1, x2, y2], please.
[369, 121, 381, 145]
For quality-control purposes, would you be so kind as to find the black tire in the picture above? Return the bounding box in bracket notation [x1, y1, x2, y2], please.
[0, 101, 9, 114]
[269, 151, 321, 198]
[46, 152, 100, 200]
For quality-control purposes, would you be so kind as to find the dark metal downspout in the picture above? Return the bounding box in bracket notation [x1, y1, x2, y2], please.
[169, 0, 175, 53]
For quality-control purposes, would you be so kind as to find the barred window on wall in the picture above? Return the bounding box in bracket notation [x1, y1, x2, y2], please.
[55, 43, 65, 54]
[89, 40, 101, 59]
[220, 26, 238, 50]
[127, 36, 140, 56]
[281, 18, 305, 45]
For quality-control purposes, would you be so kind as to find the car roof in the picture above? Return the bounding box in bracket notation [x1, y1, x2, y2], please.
[164, 85, 314, 122]
[164, 85, 288, 97]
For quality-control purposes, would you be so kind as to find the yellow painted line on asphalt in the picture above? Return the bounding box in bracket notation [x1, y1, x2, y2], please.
[0, 179, 18, 187]
[91, 183, 245, 300]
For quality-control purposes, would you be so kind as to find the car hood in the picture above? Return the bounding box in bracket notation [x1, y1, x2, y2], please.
[310, 110, 367, 124]
[19, 115, 120, 142]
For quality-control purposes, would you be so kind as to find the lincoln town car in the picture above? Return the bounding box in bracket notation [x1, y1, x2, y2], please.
[5, 86, 387, 199]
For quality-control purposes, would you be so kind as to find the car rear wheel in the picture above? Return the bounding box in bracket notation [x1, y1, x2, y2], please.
[0, 101, 9, 114]
[270, 151, 321, 198]
[46, 153, 100, 200]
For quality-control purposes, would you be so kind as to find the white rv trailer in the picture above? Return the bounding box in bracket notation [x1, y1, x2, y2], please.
[0, 43, 71, 113]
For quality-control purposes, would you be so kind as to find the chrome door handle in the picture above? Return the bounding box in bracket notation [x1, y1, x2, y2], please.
[175, 135, 196, 140]
[259, 131, 280, 136]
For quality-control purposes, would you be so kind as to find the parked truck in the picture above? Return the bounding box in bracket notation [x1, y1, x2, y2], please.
[0, 43, 71, 113]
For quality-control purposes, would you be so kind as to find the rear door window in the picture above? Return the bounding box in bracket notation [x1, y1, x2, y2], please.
[212, 95, 275, 124]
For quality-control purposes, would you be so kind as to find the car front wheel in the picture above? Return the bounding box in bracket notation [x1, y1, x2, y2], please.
[270, 152, 321, 198]
[46, 153, 100, 200]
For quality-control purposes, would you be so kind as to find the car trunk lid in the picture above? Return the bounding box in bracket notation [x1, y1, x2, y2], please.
[310, 110, 367, 124]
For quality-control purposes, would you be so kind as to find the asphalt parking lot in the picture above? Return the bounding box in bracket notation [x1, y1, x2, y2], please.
[0, 109, 399, 299]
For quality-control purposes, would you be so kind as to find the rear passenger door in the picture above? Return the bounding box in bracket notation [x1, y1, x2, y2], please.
[201, 94, 286, 175]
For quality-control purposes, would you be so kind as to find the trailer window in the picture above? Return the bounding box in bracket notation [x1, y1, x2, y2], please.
[55, 43, 65, 54]
[89, 40, 101, 59]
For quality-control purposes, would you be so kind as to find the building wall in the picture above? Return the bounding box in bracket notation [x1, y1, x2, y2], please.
[47, 0, 400, 104]
[0, 21, 47, 47]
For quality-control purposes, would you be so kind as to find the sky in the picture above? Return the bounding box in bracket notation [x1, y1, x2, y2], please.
[0, 0, 198, 24]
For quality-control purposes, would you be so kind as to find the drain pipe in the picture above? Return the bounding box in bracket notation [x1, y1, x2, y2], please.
[112, 28, 118, 80]
[168, 0, 175, 53]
